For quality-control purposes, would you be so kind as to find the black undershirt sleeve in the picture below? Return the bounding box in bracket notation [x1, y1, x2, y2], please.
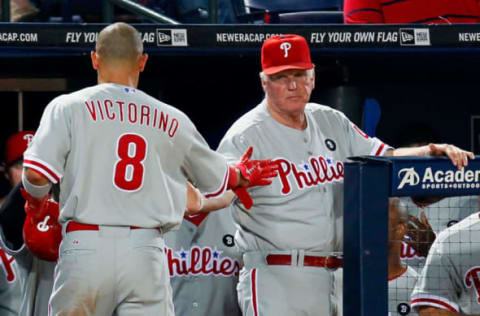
[0, 183, 26, 250]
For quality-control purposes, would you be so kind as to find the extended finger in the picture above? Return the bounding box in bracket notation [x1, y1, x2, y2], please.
[240, 146, 253, 164]
[408, 215, 423, 227]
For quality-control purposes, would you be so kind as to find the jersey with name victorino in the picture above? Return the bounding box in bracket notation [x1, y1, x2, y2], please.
[23, 83, 229, 231]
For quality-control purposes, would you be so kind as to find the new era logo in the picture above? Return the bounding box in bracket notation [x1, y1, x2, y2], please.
[156, 29, 188, 47]
[399, 28, 431, 46]
[157, 32, 171, 43]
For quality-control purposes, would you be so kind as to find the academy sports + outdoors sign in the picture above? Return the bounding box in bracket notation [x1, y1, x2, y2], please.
[390, 156, 480, 197]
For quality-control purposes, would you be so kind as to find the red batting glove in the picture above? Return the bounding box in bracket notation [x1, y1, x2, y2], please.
[228, 147, 279, 210]
[20, 188, 51, 221]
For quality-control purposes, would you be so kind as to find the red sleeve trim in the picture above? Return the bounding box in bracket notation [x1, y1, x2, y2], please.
[411, 298, 457, 312]
[23, 159, 60, 183]
[375, 143, 386, 156]
[204, 166, 229, 199]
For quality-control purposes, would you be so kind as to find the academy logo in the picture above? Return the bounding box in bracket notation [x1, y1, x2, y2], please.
[397, 168, 420, 189]
[156, 29, 188, 47]
[397, 166, 480, 190]
[399, 28, 431, 46]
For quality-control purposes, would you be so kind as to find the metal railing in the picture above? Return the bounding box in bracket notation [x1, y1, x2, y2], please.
[103, 0, 179, 24]
[1, 0, 221, 24]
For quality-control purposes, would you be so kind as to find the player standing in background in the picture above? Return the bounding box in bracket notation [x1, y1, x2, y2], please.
[216, 34, 474, 316]
[401, 196, 479, 272]
[396, 131, 479, 272]
[411, 210, 480, 315]
[388, 197, 418, 316]
[0, 131, 37, 316]
[165, 189, 242, 316]
[22, 22, 277, 315]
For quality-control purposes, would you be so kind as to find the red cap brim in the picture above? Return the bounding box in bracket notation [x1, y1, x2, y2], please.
[263, 62, 314, 76]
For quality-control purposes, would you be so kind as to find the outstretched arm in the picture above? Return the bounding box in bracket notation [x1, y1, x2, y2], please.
[386, 143, 474, 170]
[185, 182, 235, 215]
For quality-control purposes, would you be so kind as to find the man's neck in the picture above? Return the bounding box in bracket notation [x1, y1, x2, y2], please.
[97, 70, 138, 88]
[266, 104, 307, 130]
[388, 248, 407, 280]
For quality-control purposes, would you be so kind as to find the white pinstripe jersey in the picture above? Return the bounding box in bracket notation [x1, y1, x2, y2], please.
[411, 212, 480, 314]
[24, 83, 229, 231]
[217, 100, 389, 252]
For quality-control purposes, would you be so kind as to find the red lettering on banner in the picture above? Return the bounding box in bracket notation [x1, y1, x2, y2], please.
[166, 246, 240, 277]
[274, 155, 344, 195]
[0, 249, 16, 283]
[465, 266, 480, 303]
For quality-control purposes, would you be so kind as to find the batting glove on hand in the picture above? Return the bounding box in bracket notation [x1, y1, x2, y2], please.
[20, 188, 52, 221]
[20, 188, 62, 262]
[229, 146, 279, 210]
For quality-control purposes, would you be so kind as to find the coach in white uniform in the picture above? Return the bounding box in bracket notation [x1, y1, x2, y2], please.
[217, 34, 474, 316]
[21, 23, 275, 316]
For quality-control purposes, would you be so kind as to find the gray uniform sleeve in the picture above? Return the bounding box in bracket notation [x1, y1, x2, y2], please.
[341, 112, 389, 157]
[182, 126, 229, 199]
[216, 132, 248, 164]
[410, 240, 460, 313]
[23, 96, 71, 183]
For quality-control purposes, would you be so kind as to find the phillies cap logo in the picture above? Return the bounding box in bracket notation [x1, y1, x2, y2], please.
[23, 133, 34, 146]
[280, 42, 292, 58]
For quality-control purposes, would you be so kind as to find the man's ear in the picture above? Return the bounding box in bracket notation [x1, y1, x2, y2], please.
[91, 51, 99, 70]
[139, 53, 148, 72]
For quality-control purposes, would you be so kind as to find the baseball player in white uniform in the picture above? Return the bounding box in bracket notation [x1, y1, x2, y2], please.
[0, 130, 57, 316]
[21, 22, 277, 316]
[411, 210, 480, 315]
[216, 34, 474, 316]
[164, 189, 242, 316]
[400, 196, 479, 272]
[388, 197, 419, 316]
[0, 183, 57, 316]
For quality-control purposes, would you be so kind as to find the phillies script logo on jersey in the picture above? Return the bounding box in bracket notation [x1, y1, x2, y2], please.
[400, 241, 422, 259]
[274, 155, 344, 195]
[464, 266, 480, 303]
[165, 246, 240, 277]
[0, 249, 16, 283]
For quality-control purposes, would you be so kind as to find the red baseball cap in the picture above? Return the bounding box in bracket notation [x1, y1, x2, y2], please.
[261, 34, 314, 76]
[5, 131, 35, 165]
